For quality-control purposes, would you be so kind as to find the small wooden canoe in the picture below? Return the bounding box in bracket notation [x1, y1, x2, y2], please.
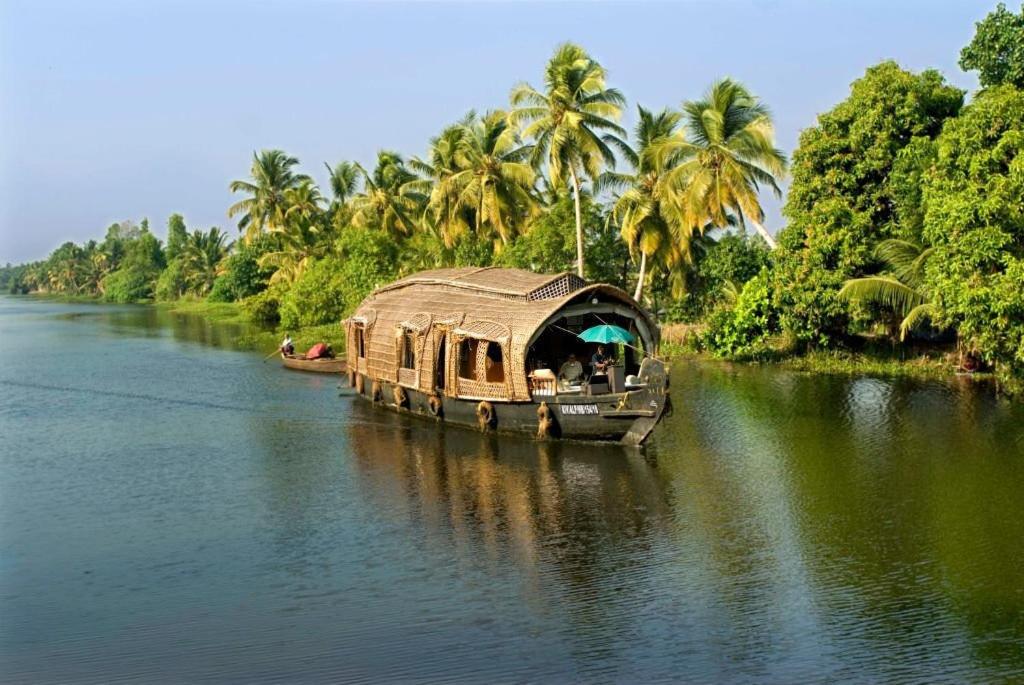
[281, 353, 347, 374]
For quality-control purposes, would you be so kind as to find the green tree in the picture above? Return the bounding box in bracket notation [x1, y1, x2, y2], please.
[259, 181, 331, 285]
[208, 236, 274, 301]
[324, 161, 360, 230]
[838, 239, 935, 341]
[228, 150, 309, 243]
[101, 225, 165, 302]
[181, 227, 231, 295]
[278, 228, 400, 329]
[442, 110, 537, 249]
[773, 62, 963, 347]
[411, 117, 475, 247]
[497, 191, 627, 287]
[959, 3, 1024, 89]
[155, 260, 188, 301]
[701, 269, 776, 359]
[351, 151, 426, 237]
[599, 106, 691, 300]
[165, 213, 188, 261]
[510, 43, 628, 277]
[921, 85, 1024, 391]
[657, 79, 786, 250]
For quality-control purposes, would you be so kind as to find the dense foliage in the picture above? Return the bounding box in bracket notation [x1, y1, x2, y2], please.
[921, 85, 1024, 391]
[960, 3, 1024, 89]
[4, 7, 1024, 394]
[772, 62, 964, 347]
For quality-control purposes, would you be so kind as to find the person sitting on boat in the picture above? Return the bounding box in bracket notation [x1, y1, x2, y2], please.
[305, 342, 329, 360]
[281, 334, 294, 356]
[558, 354, 584, 388]
[591, 345, 612, 374]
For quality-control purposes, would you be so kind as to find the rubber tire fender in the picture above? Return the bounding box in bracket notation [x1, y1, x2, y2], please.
[428, 394, 444, 417]
[476, 401, 495, 431]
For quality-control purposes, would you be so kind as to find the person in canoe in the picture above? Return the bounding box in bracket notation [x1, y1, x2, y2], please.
[281, 334, 295, 356]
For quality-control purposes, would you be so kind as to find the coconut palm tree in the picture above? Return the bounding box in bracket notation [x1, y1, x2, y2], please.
[258, 180, 330, 285]
[325, 161, 360, 229]
[838, 239, 935, 340]
[350, 151, 427, 237]
[598, 106, 696, 301]
[509, 43, 628, 277]
[449, 110, 537, 249]
[656, 79, 786, 249]
[411, 118, 475, 247]
[228, 150, 309, 243]
[258, 219, 329, 286]
[181, 228, 231, 295]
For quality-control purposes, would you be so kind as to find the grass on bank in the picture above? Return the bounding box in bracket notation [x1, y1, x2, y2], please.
[158, 299, 347, 356]
[660, 323, 991, 384]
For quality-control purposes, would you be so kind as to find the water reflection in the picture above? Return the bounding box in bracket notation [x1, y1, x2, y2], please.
[342, 365, 1024, 681]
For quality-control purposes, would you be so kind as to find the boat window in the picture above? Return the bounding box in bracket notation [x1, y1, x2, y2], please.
[458, 338, 479, 380]
[400, 331, 416, 369]
[356, 325, 366, 359]
[484, 342, 504, 383]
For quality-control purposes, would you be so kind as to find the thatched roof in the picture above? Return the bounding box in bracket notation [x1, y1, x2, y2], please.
[347, 267, 657, 401]
[375, 267, 587, 301]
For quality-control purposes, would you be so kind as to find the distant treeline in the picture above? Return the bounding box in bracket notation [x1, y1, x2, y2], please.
[3, 4, 1023, 392]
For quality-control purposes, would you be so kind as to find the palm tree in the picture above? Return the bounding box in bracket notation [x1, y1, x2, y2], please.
[181, 228, 231, 295]
[656, 79, 786, 249]
[509, 43, 628, 277]
[838, 239, 935, 340]
[598, 107, 694, 301]
[450, 110, 537, 249]
[350, 151, 427, 237]
[325, 161, 360, 229]
[259, 180, 331, 285]
[228, 150, 309, 243]
[411, 118, 475, 246]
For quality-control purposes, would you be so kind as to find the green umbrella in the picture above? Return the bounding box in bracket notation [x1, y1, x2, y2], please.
[577, 324, 634, 344]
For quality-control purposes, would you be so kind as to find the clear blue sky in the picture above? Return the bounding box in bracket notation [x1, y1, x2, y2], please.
[0, 0, 991, 263]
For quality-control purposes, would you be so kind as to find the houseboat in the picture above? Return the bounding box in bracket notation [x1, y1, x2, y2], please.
[343, 267, 669, 445]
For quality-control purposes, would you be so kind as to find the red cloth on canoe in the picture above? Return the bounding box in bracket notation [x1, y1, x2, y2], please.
[305, 342, 329, 360]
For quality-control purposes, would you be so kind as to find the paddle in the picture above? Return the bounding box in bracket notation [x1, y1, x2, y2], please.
[262, 348, 281, 362]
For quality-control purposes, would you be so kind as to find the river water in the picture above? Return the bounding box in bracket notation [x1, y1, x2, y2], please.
[1, 297, 1022, 683]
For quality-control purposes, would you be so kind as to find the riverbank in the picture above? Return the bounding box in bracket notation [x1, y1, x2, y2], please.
[156, 299, 347, 355]
[21, 293, 347, 356]
[18, 293, 992, 386]
[660, 341, 992, 385]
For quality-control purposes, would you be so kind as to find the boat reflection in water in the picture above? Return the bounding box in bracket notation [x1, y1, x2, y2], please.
[346, 399, 670, 586]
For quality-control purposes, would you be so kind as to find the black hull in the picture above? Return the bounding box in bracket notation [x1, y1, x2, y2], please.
[351, 375, 668, 445]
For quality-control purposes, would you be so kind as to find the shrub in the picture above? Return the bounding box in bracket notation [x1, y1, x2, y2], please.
[242, 288, 282, 325]
[155, 259, 188, 301]
[213, 239, 273, 301]
[278, 256, 349, 330]
[701, 270, 777, 359]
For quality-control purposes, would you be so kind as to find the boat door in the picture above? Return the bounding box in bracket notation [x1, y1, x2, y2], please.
[435, 332, 447, 391]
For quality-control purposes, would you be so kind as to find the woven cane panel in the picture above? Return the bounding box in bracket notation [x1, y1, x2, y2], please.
[398, 312, 433, 332]
[357, 357, 367, 374]
[454, 319, 511, 342]
[527, 273, 586, 301]
[397, 368, 419, 388]
[455, 377, 509, 401]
